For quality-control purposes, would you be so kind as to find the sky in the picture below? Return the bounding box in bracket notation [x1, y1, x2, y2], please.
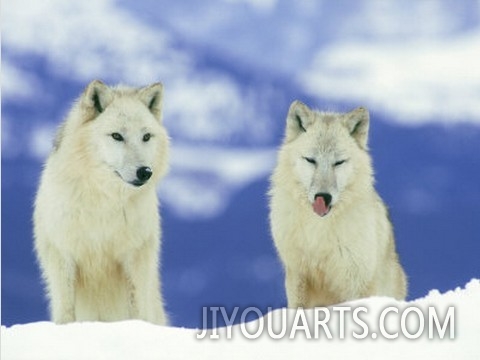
[3, 1, 480, 218]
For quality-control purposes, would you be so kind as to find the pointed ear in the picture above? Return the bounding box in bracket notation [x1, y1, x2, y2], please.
[82, 80, 113, 120]
[344, 106, 370, 149]
[139, 83, 163, 121]
[285, 100, 314, 142]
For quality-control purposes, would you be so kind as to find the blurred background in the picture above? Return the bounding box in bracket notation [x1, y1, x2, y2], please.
[2, 0, 479, 328]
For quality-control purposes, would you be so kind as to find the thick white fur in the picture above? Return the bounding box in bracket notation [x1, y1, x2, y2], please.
[269, 101, 407, 307]
[34, 80, 169, 324]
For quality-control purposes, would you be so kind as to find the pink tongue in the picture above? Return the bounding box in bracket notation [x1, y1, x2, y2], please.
[313, 196, 329, 217]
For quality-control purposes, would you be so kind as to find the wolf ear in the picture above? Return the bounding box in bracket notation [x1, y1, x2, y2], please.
[82, 80, 113, 119]
[285, 100, 314, 141]
[344, 107, 370, 149]
[139, 83, 163, 121]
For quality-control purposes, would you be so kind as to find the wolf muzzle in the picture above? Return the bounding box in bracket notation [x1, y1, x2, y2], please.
[131, 166, 153, 187]
[313, 193, 332, 217]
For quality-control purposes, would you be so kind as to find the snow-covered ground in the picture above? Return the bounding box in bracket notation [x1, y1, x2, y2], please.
[2, 279, 479, 360]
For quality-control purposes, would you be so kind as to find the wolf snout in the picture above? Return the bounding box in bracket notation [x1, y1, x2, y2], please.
[313, 193, 332, 217]
[129, 166, 153, 186]
[137, 166, 152, 181]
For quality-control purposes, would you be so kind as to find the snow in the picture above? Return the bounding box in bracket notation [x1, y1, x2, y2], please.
[2, 279, 479, 360]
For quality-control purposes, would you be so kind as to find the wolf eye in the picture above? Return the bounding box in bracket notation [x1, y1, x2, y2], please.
[111, 133, 124, 141]
[334, 159, 347, 167]
[303, 157, 316, 165]
[143, 133, 151, 142]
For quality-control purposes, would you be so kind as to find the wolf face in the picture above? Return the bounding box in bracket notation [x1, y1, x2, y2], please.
[65, 80, 169, 189]
[283, 101, 371, 217]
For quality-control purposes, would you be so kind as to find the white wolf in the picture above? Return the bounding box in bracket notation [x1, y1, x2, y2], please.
[34, 80, 169, 324]
[269, 101, 407, 308]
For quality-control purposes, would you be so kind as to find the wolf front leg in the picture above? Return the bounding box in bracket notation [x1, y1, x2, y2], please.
[124, 242, 168, 325]
[285, 267, 309, 308]
[39, 243, 76, 324]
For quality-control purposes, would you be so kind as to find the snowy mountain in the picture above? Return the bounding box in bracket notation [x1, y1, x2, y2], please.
[2, 0, 480, 329]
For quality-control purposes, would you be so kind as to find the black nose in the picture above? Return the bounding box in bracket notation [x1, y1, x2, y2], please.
[136, 166, 152, 182]
[315, 193, 332, 207]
